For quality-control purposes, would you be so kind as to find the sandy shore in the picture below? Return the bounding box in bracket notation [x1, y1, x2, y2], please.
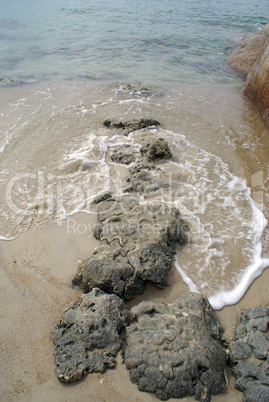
[0, 213, 268, 402]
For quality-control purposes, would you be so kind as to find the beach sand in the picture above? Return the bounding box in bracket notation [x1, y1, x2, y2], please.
[0, 79, 268, 402]
[1, 212, 268, 402]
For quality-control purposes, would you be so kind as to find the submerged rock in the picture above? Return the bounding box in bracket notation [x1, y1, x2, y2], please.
[110, 136, 172, 166]
[229, 306, 269, 402]
[110, 135, 173, 194]
[110, 145, 136, 164]
[228, 23, 269, 127]
[51, 288, 127, 383]
[140, 137, 172, 160]
[103, 117, 161, 135]
[73, 195, 188, 300]
[125, 292, 227, 401]
[117, 83, 153, 95]
[122, 155, 163, 194]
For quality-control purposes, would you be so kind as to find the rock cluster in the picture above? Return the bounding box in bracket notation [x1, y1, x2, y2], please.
[52, 117, 193, 388]
[51, 116, 268, 401]
[73, 195, 188, 300]
[125, 292, 227, 401]
[228, 23, 269, 127]
[73, 126, 188, 300]
[229, 306, 269, 402]
[51, 288, 127, 383]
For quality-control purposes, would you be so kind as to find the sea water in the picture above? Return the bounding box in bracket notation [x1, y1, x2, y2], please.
[0, 0, 268, 309]
[1, 0, 268, 84]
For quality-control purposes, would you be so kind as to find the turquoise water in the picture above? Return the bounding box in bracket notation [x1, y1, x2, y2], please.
[0, 0, 268, 84]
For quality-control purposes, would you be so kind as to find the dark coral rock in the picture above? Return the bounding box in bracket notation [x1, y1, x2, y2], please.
[110, 145, 136, 165]
[117, 83, 153, 96]
[51, 288, 127, 383]
[93, 192, 112, 204]
[124, 292, 227, 401]
[140, 137, 172, 160]
[122, 156, 169, 195]
[123, 163, 160, 194]
[73, 196, 188, 300]
[103, 118, 161, 136]
[114, 136, 172, 195]
[229, 306, 269, 402]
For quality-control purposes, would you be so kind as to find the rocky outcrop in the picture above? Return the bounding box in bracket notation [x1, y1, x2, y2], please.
[228, 306, 269, 402]
[103, 117, 161, 135]
[51, 288, 127, 383]
[53, 117, 191, 388]
[125, 292, 227, 401]
[73, 196, 188, 300]
[110, 135, 173, 194]
[228, 24, 269, 127]
[244, 41, 269, 126]
[73, 128, 189, 300]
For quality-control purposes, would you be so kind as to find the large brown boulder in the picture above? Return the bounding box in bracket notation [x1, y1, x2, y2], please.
[228, 24, 269, 127]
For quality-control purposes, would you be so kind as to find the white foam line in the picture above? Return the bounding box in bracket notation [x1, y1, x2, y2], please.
[209, 206, 268, 310]
[119, 99, 147, 104]
[173, 188, 268, 311]
[174, 252, 199, 293]
[0, 234, 20, 241]
[209, 256, 269, 310]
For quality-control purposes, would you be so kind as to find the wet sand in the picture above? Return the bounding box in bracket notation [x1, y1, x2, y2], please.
[0, 80, 268, 401]
[0, 212, 268, 402]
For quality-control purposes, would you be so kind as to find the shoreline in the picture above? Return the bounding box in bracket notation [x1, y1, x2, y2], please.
[0, 79, 268, 401]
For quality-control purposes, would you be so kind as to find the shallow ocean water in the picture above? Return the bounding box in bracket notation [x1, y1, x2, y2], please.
[0, 0, 268, 84]
[0, 0, 268, 309]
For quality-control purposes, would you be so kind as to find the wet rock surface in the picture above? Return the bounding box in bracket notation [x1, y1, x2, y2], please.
[103, 117, 161, 135]
[140, 137, 172, 160]
[110, 134, 173, 194]
[228, 306, 269, 402]
[244, 41, 269, 127]
[124, 292, 227, 401]
[74, 195, 188, 300]
[110, 145, 136, 164]
[51, 288, 127, 383]
[110, 137, 172, 167]
[227, 26, 269, 77]
[116, 83, 154, 96]
[228, 23, 269, 127]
